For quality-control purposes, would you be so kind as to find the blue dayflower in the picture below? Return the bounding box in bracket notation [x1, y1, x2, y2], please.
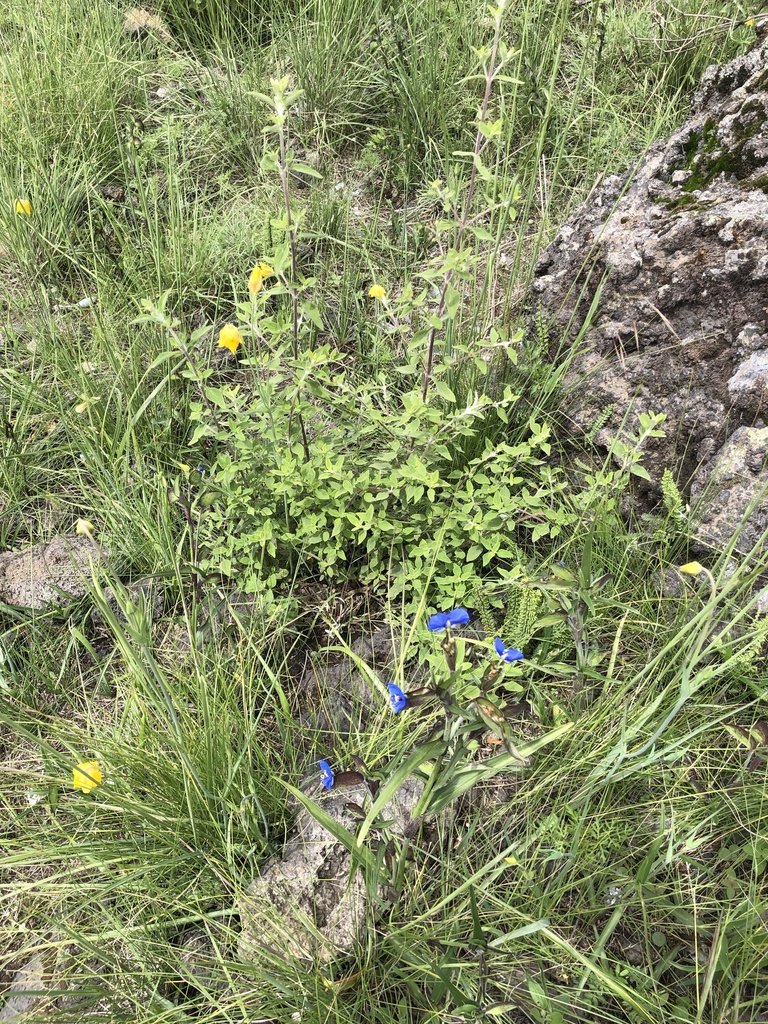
[387, 682, 407, 714]
[319, 759, 334, 790]
[494, 637, 524, 663]
[427, 607, 470, 631]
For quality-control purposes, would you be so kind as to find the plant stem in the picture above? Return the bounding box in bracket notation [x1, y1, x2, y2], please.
[276, 119, 300, 363]
[274, 94, 310, 463]
[421, 4, 505, 401]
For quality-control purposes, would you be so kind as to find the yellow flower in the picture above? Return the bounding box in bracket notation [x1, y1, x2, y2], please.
[248, 261, 275, 295]
[75, 518, 96, 539]
[679, 561, 705, 576]
[746, 18, 756, 28]
[14, 199, 32, 215]
[73, 761, 102, 794]
[218, 323, 243, 354]
[368, 284, 386, 300]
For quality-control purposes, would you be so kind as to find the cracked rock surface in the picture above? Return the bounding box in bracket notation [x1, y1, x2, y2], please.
[533, 38, 768, 551]
[239, 776, 422, 965]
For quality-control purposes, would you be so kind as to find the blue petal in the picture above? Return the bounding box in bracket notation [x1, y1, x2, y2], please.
[318, 759, 334, 790]
[387, 682, 407, 714]
[494, 638, 524, 663]
[447, 607, 470, 626]
[504, 648, 524, 663]
[427, 612, 450, 631]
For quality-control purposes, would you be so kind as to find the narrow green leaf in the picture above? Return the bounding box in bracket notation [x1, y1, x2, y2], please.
[487, 918, 550, 947]
[283, 783, 377, 872]
[356, 740, 446, 845]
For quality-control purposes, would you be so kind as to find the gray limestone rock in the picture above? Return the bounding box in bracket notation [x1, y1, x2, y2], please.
[299, 625, 397, 733]
[532, 36, 768, 550]
[0, 534, 104, 609]
[691, 426, 768, 552]
[0, 956, 48, 1020]
[239, 775, 422, 965]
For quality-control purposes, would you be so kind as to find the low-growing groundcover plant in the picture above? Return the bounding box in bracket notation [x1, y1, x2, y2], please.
[1, 0, 768, 1022]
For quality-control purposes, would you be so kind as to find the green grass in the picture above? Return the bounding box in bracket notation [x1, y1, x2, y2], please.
[2, 0, 767, 1021]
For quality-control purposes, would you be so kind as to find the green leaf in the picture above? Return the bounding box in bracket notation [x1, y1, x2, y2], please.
[477, 117, 503, 140]
[472, 153, 494, 181]
[444, 284, 461, 320]
[283, 783, 377, 871]
[724, 724, 753, 749]
[426, 752, 526, 815]
[291, 162, 322, 180]
[531, 523, 550, 542]
[434, 380, 456, 403]
[469, 886, 485, 946]
[260, 151, 279, 173]
[468, 225, 495, 242]
[487, 919, 550, 948]
[301, 300, 324, 330]
[356, 740, 446, 845]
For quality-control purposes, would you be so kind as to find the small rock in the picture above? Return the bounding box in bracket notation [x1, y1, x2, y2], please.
[728, 350, 768, 401]
[299, 625, 397, 732]
[530, 34, 768, 532]
[0, 956, 48, 1020]
[691, 426, 768, 552]
[176, 927, 228, 997]
[239, 776, 422, 964]
[0, 535, 105, 609]
[122, 8, 172, 44]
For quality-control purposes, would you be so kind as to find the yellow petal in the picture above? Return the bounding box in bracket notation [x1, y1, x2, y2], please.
[14, 198, 32, 215]
[368, 284, 386, 300]
[75, 518, 95, 538]
[679, 561, 705, 576]
[248, 261, 274, 294]
[217, 323, 243, 354]
[73, 761, 102, 793]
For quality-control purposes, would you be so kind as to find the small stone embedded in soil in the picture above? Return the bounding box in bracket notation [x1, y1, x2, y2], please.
[0, 956, 48, 1020]
[0, 535, 106, 610]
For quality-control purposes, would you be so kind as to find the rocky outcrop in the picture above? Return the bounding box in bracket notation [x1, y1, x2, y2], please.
[533, 38, 768, 552]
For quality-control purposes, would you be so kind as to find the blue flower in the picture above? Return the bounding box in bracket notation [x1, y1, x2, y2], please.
[387, 682, 407, 714]
[319, 759, 334, 790]
[494, 638, 524, 663]
[427, 607, 470, 631]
